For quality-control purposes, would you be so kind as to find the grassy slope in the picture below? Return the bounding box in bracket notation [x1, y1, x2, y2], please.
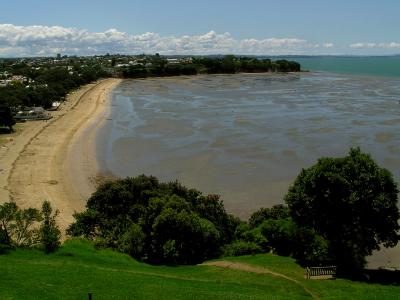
[0, 239, 398, 300]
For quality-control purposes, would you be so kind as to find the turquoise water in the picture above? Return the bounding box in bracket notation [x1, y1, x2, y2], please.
[283, 56, 400, 78]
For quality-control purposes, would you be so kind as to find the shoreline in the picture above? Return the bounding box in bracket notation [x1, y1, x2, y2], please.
[1, 78, 121, 231]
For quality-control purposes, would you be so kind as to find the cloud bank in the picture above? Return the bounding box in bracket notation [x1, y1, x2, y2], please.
[0, 24, 331, 57]
[2, 24, 398, 56]
[350, 42, 400, 49]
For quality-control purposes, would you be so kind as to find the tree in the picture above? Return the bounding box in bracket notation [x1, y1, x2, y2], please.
[151, 207, 220, 264]
[259, 218, 295, 256]
[249, 205, 290, 228]
[40, 201, 61, 254]
[118, 223, 146, 259]
[0, 105, 16, 132]
[0, 202, 41, 247]
[0, 202, 18, 245]
[285, 148, 400, 275]
[12, 207, 42, 246]
[68, 175, 237, 265]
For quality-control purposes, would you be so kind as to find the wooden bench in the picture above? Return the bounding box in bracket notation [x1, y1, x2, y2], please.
[305, 266, 337, 280]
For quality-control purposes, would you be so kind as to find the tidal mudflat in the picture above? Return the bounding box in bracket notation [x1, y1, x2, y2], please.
[98, 72, 400, 221]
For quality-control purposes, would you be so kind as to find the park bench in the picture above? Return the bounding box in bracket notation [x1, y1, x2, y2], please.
[305, 266, 337, 280]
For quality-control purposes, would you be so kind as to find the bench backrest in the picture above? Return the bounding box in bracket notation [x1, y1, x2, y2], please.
[305, 266, 337, 280]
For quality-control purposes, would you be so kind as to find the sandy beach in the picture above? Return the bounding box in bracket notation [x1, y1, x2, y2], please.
[0, 78, 121, 231]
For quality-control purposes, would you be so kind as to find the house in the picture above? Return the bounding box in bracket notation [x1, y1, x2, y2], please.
[166, 58, 179, 64]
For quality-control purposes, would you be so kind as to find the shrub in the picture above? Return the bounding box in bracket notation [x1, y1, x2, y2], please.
[40, 201, 61, 254]
[68, 175, 237, 265]
[223, 241, 262, 257]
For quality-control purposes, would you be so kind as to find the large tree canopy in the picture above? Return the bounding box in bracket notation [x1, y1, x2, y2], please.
[67, 175, 239, 265]
[285, 148, 399, 274]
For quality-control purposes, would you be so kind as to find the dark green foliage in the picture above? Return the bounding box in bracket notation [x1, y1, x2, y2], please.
[121, 56, 301, 78]
[40, 201, 61, 254]
[231, 204, 293, 257]
[192, 56, 299, 74]
[273, 60, 301, 72]
[118, 223, 145, 259]
[122, 66, 149, 78]
[67, 209, 102, 239]
[291, 227, 330, 265]
[249, 205, 290, 228]
[232, 222, 269, 251]
[151, 206, 220, 264]
[285, 147, 400, 275]
[1, 201, 61, 253]
[223, 240, 262, 256]
[68, 175, 237, 265]
[0, 201, 42, 247]
[122, 63, 198, 78]
[0, 202, 18, 246]
[0, 218, 14, 254]
[0, 65, 108, 109]
[259, 218, 296, 256]
[0, 105, 16, 132]
[13, 207, 42, 246]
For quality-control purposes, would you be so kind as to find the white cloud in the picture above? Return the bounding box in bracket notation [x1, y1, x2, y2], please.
[0, 24, 323, 56]
[379, 42, 400, 49]
[350, 43, 377, 49]
[323, 43, 334, 48]
[350, 42, 400, 49]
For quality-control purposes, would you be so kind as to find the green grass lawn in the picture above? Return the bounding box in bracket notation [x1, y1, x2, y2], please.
[0, 239, 399, 299]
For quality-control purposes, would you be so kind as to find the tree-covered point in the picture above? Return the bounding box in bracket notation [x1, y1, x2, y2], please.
[193, 56, 301, 74]
[119, 55, 301, 78]
[67, 175, 240, 265]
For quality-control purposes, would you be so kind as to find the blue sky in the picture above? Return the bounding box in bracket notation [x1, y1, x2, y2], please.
[0, 0, 399, 56]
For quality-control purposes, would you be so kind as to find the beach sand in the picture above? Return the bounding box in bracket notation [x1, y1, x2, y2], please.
[0, 78, 121, 231]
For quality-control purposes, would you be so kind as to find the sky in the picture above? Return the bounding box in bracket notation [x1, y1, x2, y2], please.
[0, 0, 399, 57]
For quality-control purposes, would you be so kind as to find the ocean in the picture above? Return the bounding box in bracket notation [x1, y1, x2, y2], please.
[284, 56, 400, 78]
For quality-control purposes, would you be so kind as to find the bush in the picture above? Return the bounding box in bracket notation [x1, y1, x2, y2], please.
[118, 223, 146, 259]
[0, 202, 42, 247]
[223, 241, 262, 257]
[40, 201, 61, 254]
[259, 218, 296, 256]
[68, 175, 238, 265]
[249, 205, 290, 228]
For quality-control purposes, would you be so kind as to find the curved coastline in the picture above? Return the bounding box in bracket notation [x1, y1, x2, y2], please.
[3, 78, 121, 231]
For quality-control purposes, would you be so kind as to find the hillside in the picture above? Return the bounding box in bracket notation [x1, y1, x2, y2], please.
[0, 239, 398, 299]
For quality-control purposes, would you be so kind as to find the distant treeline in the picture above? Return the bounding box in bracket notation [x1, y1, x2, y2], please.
[121, 56, 301, 78]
